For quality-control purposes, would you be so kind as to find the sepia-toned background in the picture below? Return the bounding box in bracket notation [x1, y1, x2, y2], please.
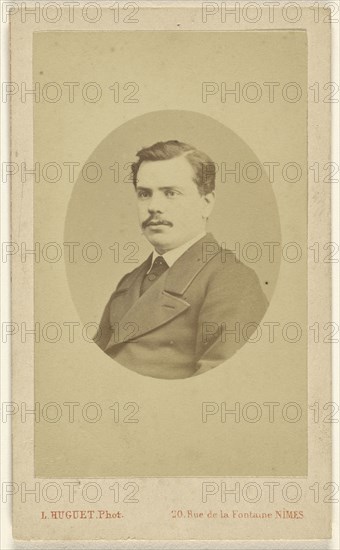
[33, 30, 308, 478]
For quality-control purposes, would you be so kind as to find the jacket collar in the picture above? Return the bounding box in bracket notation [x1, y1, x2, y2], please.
[118, 232, 220, 296]
[104, 233, 220, 350]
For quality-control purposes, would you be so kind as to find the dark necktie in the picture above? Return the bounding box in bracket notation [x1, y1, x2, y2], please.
[140, 256, 169, 295]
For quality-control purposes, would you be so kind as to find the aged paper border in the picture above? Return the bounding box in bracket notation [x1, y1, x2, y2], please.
[7, 0, 337, 545]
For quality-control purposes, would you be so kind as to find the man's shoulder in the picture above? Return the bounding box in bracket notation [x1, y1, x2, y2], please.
[200, 239, 252, 275]
[201, 241, 265, 292]
[209, 245, 248, 270]
[197, 240, 268, 309]
[171, 234, 263, 294]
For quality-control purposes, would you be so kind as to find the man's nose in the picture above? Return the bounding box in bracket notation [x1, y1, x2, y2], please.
[147, 192, 165, 213]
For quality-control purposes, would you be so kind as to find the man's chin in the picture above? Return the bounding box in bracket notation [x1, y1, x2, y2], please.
[143, 230, 172, 249]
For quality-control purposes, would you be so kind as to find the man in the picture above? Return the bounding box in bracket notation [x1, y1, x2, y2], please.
[95, 140, 268, 379]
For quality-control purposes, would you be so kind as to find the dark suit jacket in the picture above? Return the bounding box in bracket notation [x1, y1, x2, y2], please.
[95, 233, 268, 379]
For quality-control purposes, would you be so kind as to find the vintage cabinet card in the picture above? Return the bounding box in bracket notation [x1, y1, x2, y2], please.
[5, 0, 337, 545]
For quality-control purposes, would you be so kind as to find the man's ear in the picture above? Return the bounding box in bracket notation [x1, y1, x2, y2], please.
[202, 191, 215, 218]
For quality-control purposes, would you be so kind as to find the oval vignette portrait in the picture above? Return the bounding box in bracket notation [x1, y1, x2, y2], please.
[64, 110, 281, 380]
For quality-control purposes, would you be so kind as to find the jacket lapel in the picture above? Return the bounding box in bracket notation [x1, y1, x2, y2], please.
[163, 232, 219, 295]
[104, 233, 219, 351]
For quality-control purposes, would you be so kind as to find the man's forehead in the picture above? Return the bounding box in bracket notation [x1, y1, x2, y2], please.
[137, 156, 194, 181]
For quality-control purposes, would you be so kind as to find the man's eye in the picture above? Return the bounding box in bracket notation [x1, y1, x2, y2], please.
[164, 190, 177, 197]
[137, 190, 150, 199]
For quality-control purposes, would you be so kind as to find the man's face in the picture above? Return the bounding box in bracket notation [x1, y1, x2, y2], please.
[135, 156, 215, 254]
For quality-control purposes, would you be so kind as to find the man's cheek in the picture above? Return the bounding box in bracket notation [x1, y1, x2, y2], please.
[137, 205, 145, 222]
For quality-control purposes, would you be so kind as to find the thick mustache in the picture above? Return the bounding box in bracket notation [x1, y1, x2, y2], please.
[142, 217, 173, 229]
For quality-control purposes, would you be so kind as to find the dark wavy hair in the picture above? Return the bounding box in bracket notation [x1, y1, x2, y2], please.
[131, 140, 216, 195]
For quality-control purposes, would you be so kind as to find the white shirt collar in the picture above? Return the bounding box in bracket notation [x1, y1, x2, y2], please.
[148, 232, 206, 272]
